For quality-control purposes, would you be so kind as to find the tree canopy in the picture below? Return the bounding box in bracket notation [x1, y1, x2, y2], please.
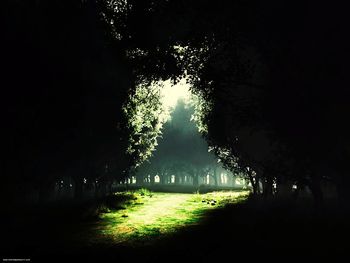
[2, 0, 349, 207]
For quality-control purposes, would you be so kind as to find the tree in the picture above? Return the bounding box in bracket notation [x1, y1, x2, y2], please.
[1, 0, 134, 203]
[101, 0, 350, 207]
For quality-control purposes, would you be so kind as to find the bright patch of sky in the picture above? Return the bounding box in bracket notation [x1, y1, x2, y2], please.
[160, 78, 191, 111]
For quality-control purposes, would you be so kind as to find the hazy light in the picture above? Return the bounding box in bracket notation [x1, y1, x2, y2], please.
[221, 173, 228, 184]
[154, 175, 160, 183]
[160, 78, 191, 110]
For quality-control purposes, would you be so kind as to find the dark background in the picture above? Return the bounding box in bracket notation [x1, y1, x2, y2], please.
[1, 0, 349, 261]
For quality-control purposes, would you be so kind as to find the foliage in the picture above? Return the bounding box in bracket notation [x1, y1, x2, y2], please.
[189, 90, 212, 134]
[123, 80, 170, 167]
[101, 0, 350, 204]
[135, 188, 153, 197]
[3, 0, 349, 207]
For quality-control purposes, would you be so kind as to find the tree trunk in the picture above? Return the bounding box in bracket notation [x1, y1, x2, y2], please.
[193, 174, 199, 187]
[108, 181, 113, 195]
[100, 182, 107, 197]
[213, 168, 218, 187]
[136, 174, 143, 185]
[231, 175, 236, 188]
[93, 181, 99, 199]
[335, 173, 350, 210]
[248, 173, 258, 195]
[38, 181, 53, 203]
[74, 177, 84, 200]
[150, 174, 155, 185]
[337, 183, 347, 206]
[277, 179, 293, 198]
[307, 176, 324, 210]
[175, 173, 180, 184]
[263, 177, 273, 198]
[160, 173, 164, 184]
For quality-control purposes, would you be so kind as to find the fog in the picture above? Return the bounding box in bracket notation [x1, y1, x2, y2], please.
[132, 97, 241, 190]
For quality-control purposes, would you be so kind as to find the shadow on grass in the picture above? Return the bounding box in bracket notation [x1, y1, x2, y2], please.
[3, 192, 350, 262]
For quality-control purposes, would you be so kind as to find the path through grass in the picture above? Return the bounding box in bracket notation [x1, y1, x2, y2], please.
[93, 190, 249, 245]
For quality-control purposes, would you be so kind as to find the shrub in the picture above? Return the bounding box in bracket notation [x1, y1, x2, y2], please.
[136, 188, 153, 197]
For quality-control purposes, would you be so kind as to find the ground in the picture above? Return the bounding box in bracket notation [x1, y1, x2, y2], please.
[2, 190, 350, 262]
[93, 190, 249, 245]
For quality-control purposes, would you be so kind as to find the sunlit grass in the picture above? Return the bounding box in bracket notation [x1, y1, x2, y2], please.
[94, 190, 249, 245]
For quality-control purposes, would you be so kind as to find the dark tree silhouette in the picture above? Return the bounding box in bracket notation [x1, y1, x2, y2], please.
[2, 0, 349, 207]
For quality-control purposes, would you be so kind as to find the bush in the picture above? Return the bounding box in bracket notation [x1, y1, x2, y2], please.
[136, 188, 153, 197]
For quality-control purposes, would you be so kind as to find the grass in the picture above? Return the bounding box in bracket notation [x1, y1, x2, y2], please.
[92, 190, 249, 245]
[4, 190, 350, 261]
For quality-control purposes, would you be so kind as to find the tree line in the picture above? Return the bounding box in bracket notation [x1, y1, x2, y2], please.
[2, 0, 349, 208]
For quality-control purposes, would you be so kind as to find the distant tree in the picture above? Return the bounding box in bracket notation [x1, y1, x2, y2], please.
[135, 99, 221, 187]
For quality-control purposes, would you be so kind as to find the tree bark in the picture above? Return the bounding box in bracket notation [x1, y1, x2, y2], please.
[248, 173, 258, 195]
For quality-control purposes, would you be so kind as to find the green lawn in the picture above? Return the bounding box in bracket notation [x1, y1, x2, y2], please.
[92, 190, 249, 245]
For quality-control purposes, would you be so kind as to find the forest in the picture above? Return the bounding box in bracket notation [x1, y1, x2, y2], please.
[1, 0, 349, 261]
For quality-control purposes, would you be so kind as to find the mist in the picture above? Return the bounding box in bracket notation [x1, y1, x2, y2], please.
[131, 97, 244, 192]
